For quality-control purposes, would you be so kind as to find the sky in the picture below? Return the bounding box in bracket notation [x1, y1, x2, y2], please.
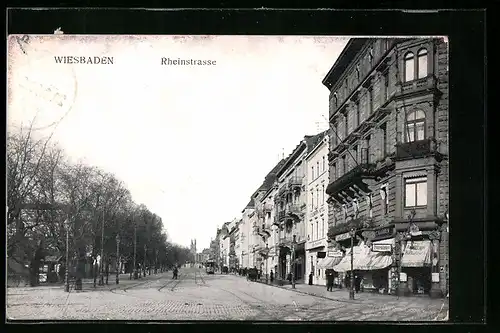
[7, 35, 348, 251]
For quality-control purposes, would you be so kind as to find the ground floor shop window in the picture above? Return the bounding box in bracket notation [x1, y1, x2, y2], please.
[404, 267, 431, 294]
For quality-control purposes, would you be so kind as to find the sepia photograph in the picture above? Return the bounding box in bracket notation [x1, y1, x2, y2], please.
[7, 33, 450, 322]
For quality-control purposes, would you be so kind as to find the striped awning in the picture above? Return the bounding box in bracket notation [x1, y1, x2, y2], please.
[401, 240, 432, 267]
[333, 245, 392, 272]
[317, 256, 343, 269]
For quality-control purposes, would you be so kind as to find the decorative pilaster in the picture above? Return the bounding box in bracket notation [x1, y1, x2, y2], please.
[429, 232, 443, 298]
[427, 168, 437, 217]
[394, 173, 403, 218]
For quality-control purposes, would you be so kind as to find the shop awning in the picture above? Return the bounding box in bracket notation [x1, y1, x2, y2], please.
[401, 240, 432, 267]
[317, 256, 343, 269]
[357, 252, 393, 271]
[332, 245, 392, 272]
[332, 245, 370, 273]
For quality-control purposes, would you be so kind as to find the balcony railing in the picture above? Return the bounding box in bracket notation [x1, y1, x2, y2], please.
[325, 162, 378, 201]
[395, 138, 441, 161]
[397, 75, 438, 98]
[288, 176, 303, 189]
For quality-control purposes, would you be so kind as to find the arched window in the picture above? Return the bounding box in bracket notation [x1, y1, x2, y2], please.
[417, 48, 428, 79]
[405, 110, 426, 142]
[404, 52, 415, 82]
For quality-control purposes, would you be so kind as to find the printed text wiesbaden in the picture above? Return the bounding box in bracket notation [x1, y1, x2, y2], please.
[54, 56, 114, 64]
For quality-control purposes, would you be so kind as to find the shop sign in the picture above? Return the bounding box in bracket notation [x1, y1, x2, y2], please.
[328, 251, 344, 258]
[335, 232, 351, 242]
[374, 226, 393, 238]
[399, 272, 407, 282]
[307, 239, 325, 250]
[372, 244, 392, 252]
[432, 273, 440, 283]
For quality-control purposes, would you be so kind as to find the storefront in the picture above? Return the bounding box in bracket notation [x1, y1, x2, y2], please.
[305, 239, 328, 286]
[399, 239, 432, 295]
[332, 240, 393, 293]
[317, 250, 343, 287]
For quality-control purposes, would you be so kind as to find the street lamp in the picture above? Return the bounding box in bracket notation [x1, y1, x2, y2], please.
[133, 221, 138, 280]
[143, 244, 147, 277]
[99, 210, 105, 286]
[265, 243, 269, 284]
[115, 234, 120, 284]
[349, 227, 356, 300]
[291, 235, 296, 289]
[65, 217, 70, 292]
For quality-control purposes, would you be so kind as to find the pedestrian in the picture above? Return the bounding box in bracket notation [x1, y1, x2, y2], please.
[308, 271, 313, 286]
[326, 270, 334, 291]
[270, 270, 274, 283]
[355, 275, 361, 293]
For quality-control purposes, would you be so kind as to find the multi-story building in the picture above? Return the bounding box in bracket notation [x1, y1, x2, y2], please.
[243, 159, 285, 272]
[240, 199, 255, 269]
[274, 134, 324, 283]
[305, 130, 330, 286]
[219, 222, 231, 269]
[323, 37, 448, 298]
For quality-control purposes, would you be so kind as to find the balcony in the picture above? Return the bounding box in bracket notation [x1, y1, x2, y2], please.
[325, 162, 381, 203]
[258, 223, 272, 238]
[395, 75, 440, 100]
[288, 176, 303, 191]
[394, 138, 442, 161]
[278, 204, 304, 222]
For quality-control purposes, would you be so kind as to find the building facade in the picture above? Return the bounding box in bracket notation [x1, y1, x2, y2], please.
[323, 37, 449, 297]
[274, 134, 324, 283]
[305, 131, 330, 286]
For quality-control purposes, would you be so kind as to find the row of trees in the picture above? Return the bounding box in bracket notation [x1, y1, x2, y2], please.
[7, 124, 193, 288]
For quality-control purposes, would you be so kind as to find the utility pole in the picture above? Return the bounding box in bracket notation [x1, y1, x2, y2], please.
[115, 234, 120, 284]
[65, 216, 70, 292]
[349, 228, 355, 300]
[292, 235, 296, 289]
[133, 220, 138, 279]
[143, 245, 147, 277]
[99, 210, 105, 286]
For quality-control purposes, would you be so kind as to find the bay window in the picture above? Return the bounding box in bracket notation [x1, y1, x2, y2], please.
[404, 176, 427, 207]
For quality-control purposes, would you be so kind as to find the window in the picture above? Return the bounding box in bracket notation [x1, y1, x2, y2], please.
[337, 121, 343, 141]
[322, 185, 325, 204]
[356, 64, 360, 81]
[317, 161, 320, 175]
[368, 88, 373, 115]
[344, 114, 348, 137]
[334, 92, 338, 109]
[316, 221, 319, 240]
[417, 49, 428, 79]
[311, 191, 314, 209]
[381, 123, 387, 157]
[316, 188, 320, 208]
[332, 162, 337, 181]
[406, 110, 426, 142]
[356, 101, 360, 128]
[405, 176, 427, 207]
[384, 71, 389, 101]
[366, 135, 371, 163]
[342, 155, 347, 174]
[368, 48, 374, 65]
[404, 52, 415, 82]
[322, 156, 326, 172]
[311, 166, 315, 180]
[310, 223, 314, 240]
[321, 218, 325, 238]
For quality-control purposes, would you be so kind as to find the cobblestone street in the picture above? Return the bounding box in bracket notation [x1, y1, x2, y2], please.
[7, 267, 448, 321]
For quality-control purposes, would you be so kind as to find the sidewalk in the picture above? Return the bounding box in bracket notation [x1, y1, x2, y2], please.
[8, 271, 170, 292]
[247, 277, 448, 306]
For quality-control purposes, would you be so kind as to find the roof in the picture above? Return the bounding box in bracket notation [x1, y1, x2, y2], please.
[322, 38, 369, 90]
[242, 159, 286, 211]
[277, 131, 326, 177]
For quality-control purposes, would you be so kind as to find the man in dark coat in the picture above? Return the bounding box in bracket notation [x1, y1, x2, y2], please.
[326, 270, 334, 291]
